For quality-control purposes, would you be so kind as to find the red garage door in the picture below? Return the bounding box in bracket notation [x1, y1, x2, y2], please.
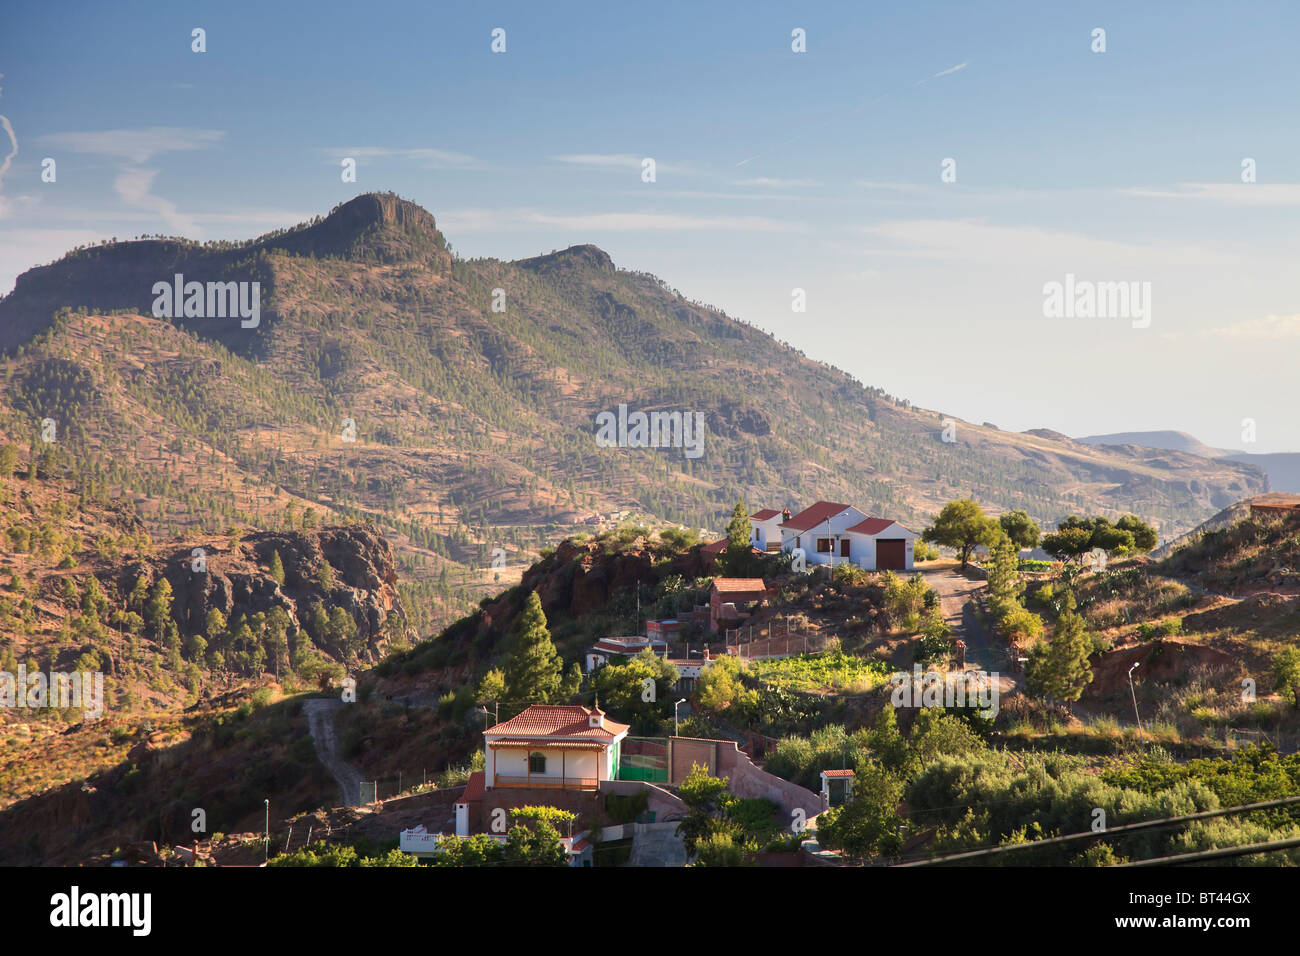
[877, 539, 906, 571]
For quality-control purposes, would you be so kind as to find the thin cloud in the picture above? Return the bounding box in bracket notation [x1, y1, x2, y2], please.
[854, 180, 933, 194]
[322, 146, 479, 169]
[39, 127, 225, 163]
[439, 207, 798, 234]
[550, 153, 693, 175]
[1200, 314, 1300, 340]
[855, 218, 1236, 268]
[1121, 183, 1300, 206]
[36, 127, 225, 236]
[551, 153, 643, 168]
[731, 177, 820, 188]
[114, 168, 197, 235]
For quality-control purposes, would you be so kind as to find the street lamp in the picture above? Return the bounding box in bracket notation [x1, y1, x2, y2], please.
[674, 698, 687, 737]
[1128, 663, 1142, 740]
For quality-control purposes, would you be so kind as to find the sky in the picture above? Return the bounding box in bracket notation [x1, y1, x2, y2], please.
[2, 0, 1299, 452]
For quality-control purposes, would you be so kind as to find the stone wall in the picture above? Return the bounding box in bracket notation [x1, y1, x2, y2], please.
[716, 741, 824, 822]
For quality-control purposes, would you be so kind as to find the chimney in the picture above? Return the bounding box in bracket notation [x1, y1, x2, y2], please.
[781, 508, 791, 522]
[589, 705, 605, 729]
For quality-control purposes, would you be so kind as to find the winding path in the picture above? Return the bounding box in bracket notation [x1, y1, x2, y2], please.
[303, 698, 365, 807]
[918, 566, 1019, 696]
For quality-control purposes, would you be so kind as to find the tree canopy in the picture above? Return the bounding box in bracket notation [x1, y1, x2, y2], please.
[921, 499, 998, 569]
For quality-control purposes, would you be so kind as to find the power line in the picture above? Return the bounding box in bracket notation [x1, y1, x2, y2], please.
[1118, 835, 1300, 866]
[892, 794, 1300, 866]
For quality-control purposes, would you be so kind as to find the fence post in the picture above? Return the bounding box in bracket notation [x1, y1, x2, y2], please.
[305, 826, 313, 847]
[284, 827, 292, 852]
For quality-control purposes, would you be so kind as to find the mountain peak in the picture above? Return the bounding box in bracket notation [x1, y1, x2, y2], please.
[515, 244, 615, 275]
[321, 192, 439, 234]
[261, 192, 446, 263]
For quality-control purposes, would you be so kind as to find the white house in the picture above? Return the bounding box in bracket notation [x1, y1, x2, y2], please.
[778, 501, 868, 566]
[844, 516, 918, 571]
[748, 508, 785, 552]
[584, 635, 669, 673]
[749, 500, 918, 571]
[483, 704, 629, 791]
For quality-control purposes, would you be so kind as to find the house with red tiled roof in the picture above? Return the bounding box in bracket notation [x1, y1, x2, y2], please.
[483, 704, 630, 792]
[709, 577, 770, 632]
[748, 500, 919, 571]
[843, 516, 919, 571]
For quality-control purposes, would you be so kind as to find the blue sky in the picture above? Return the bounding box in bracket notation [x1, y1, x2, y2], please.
[3, 0, 1300, 451]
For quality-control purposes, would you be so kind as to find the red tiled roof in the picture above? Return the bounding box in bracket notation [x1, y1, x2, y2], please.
[749, 509, 781, 521]
[484, 704, 629, 739]
[712, 578, 768, 593]
[821, 769, 855, 778]
[702, 538, 729, 553]
[782, 501, 853, 532]
[846, 517, 896, 536]
[461, 770, 486, 802]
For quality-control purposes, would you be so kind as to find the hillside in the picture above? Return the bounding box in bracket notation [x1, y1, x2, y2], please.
[0, 192, 1269, 642]
[1080, 430, 1300, 495]
[0, 451, 416, 810]
[1078, 430, 1229, 460]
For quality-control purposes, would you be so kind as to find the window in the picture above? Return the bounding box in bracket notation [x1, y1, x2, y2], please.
[528, 753, 546, 774]
[817, 538, 832, 553]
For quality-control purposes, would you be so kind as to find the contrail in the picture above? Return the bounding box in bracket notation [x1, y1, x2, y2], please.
[0, 75, 17, 198]
[917, 61, 968, 85]
[734, 60, 970, 168]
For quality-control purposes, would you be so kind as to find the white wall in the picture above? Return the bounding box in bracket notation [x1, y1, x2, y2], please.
[488, 745, 601, 784]
[750, 516, 782, 549]
[845, 529, 918, 570]
[780, 507, 868, 565]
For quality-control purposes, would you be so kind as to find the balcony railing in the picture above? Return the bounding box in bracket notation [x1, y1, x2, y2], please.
[399, 831, 444, 854]
[492, 775, 599, 791]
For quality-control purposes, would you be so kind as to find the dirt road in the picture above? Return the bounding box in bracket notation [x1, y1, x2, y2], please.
[304, 698, 365, 808]
[917, 566, 1018, 695]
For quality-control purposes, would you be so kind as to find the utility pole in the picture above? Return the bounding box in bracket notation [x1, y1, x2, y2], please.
[263, 799, 269, 863]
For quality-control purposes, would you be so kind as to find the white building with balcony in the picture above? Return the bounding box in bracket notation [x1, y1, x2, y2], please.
[483, 704, 630, 792]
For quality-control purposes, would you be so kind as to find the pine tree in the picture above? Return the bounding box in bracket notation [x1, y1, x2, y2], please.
[1027, 594, 1093, 710]
[721, 499, 751, 576]
[503, 591, 566, 704]
[270, 549, 286, 586]
[985, 531, 1022, 609]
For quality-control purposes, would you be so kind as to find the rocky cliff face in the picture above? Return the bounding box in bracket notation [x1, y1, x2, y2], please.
[465, 536, 717, 654]
[115, 525, 411, 660]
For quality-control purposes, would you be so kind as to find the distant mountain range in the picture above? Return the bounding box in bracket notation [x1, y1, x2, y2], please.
[0, 192, 1271, 636]
[1077, 431, 1300, 494]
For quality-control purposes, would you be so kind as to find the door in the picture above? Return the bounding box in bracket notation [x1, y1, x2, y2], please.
[877, 539, 906, 570]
